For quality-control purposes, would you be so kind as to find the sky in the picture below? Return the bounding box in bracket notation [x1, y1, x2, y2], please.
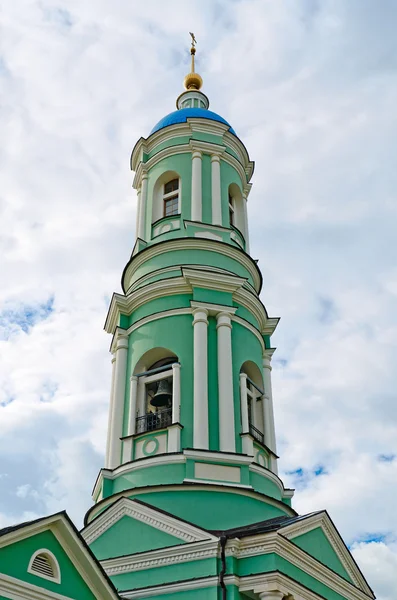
[0, 0, 396, 598]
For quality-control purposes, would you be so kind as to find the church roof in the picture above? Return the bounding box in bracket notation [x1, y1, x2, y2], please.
[150, 107, 237, 136]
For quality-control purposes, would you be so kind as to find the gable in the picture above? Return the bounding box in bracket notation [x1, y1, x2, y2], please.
[89, 514, 186, 560]
[0, 529, 96, 599]
[290, 527, 353, 584]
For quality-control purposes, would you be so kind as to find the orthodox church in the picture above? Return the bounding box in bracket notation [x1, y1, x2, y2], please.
[0, 39, 375, 600]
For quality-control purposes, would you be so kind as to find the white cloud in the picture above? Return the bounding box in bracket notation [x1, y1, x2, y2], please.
[0, 1, 396, 597]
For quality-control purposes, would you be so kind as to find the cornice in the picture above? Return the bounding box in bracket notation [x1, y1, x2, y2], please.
[82, 497, 213, 547]
[120, 575, 239, 599]
[182, 267, 246, 294]
[102, 539, 218, 575]
[0, 573, 72, 600]
[122, 237, 262, 295]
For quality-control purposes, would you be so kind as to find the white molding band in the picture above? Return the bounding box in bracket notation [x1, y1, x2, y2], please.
[242, 192, 250, 253]
[192, 308, 209, 449]
[217, 311, 236, 452]
[211, 153, 223, 226]
[191, 150, 202, 221]
[108, 332, 129, 469]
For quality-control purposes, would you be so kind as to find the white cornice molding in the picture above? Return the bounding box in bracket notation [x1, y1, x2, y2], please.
[183, 449, 253, 465]
[239, 572, 324, 600]
[102, 539, 219, 575]
[188, 139, 226, 156]
[82, 497, 214, 547]
[0, 573, 73, 600]
[182, 267, 246, 294]
[248, 464, 286, 497]
[279, 512, 373, 595]
[120, 575, 239, 599]
[122, 238, 262, 294]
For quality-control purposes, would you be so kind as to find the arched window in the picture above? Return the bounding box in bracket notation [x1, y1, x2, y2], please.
[228, 183, 245, 235]
[240, 361, 265, 445]
[133, 349, 179, 434]
[228, 192, 235, 226]
[28, 549, 61, 583]
[163, 179, 179, 217]
[152, 171, 181, 224]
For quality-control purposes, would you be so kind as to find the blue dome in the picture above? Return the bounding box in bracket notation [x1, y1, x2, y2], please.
[150, 108, 236, 136]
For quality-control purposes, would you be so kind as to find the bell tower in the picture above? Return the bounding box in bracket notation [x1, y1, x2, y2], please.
[94, 38, 287, 504]
[81, 38, 375, 600]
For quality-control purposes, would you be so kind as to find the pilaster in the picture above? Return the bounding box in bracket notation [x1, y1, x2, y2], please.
[211, 153, 222, 226]
[191, 150, 202, 222]
[217, 311, 235, 452]
[263, 351, 278, 474]
[137, 172, 148, 240]
[192, 308, 209, 449]
[108, 332, 129, 469]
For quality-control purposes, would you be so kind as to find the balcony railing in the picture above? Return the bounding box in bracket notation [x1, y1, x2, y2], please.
[249, 422, 265, 446]
[135, 408, 172, 435]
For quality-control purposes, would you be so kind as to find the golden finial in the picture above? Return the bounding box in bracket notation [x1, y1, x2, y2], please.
[184, 32, 203, 91]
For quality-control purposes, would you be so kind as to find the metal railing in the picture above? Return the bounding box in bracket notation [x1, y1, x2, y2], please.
[249, 422, 265, 445]
[135, 407, 172, 434]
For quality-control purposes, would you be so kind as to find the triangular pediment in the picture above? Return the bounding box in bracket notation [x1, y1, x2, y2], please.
[279, 511, 374, 597]
[82, 497, 216, 559]
[0, 511, 118, 600]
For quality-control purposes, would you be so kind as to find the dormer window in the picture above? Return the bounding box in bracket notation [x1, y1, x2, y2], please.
[163, 179, 179, 217]
[229, 193, 235, 226]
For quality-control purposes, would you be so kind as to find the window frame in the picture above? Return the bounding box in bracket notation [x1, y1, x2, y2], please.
[28, 549, 61, 584]
[163, 178, 180, 218]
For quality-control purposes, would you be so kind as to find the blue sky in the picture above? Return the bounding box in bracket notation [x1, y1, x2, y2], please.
[1, 1, 397, 598]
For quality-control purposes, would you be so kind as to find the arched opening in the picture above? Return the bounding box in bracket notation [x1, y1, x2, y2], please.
[28, 549, 61, 583]
[228, 183, 244, 235]
[133, 348, 179, 434]
[240, 361, 265, 444]
[152, 171, 181, 224]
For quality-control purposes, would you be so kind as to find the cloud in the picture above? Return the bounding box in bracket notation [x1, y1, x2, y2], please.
[0, 1, 396, 598]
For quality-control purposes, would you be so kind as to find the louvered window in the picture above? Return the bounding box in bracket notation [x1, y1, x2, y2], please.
[28, 550, 60, 583]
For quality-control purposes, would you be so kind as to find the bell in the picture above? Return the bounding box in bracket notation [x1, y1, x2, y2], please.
[150, 379, 172, 408]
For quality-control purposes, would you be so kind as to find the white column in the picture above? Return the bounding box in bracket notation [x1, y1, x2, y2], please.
[191, 150, 202, 222]
[172, 363, 181, 423]
[135, 187, 141, 240]
[263, 353, 278, 473]
[239, 373, 249, 433]
[127, 376, 138, 436]
[192, 308, 208, 449]
[105, 354, 117, 468]
[108, 333, 129, 469]
[211, 154, 222, 225]
[137, 173, 148, 240]
[217, 312, 235, 453]
[242, 192, 250, 253]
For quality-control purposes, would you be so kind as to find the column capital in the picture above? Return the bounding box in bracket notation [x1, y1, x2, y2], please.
[210, 153, 222, 163]
[258, 593, 284, 600]
[239, 372, 248, 381]
[192, 307, 209, 326]
[172, 362, 181, 371]
[116, 333, 129, 351]
[216, 311, 232, 329]
[262, 351, 273, 370]
[191, 149, 202, 160]
[141, 171, 148, 181]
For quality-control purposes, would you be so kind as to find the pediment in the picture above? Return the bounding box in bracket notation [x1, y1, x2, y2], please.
[279, 511, 374, 597]
[82, 497, 216, 559]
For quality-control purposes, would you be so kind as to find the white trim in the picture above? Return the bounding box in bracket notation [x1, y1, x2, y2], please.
[102, 539, 218, 575]
[120, 575, 239, 599]
[279, 512, 372, 594]
[87, 481, 296, 524]
[82, 496, 215, 546]
[184, 478, 253, 489]
[0, 572, 71, 600]
[249, 463, 286, 497]
[0, 514, 119, 600]
[122, 238, 262, 296]
[183, 449, 253, 465]
[27, 548, 61, 584]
